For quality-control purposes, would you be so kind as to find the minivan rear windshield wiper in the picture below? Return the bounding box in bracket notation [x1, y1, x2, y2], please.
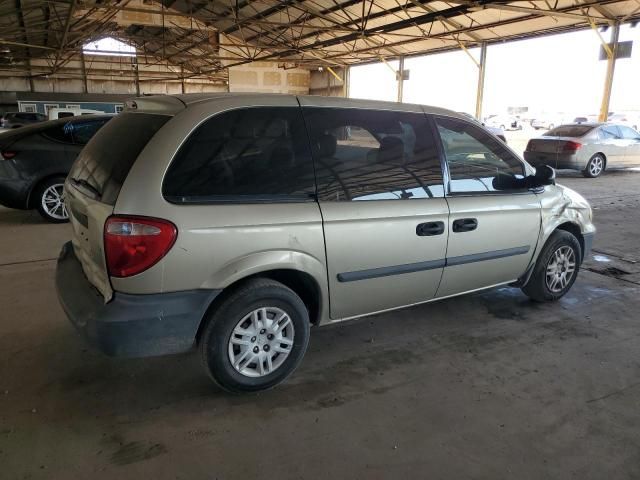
[70, 177, 101, 199]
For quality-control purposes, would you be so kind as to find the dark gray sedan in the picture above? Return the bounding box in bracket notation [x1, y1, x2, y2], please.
[0, 115, 112, 222]
[524, 123, 640, 178]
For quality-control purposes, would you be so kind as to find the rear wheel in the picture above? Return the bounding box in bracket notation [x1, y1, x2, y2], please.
[583, 154, 605, 178]
[35, 176, 69, 223]
[522, 230, 581, 302]
[199, 278, 310, 393]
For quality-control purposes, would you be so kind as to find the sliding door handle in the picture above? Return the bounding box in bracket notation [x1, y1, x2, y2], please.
[452, 218, 478, 233]
[416, 221, 445, 236]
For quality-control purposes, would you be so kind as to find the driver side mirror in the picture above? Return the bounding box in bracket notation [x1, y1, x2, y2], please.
[533, 165, 556, 186]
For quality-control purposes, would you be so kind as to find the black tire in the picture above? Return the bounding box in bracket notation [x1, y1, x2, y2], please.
[199, 278, 310, 393]
[522, 230, 581, 302]
[34, 176, 69, 223]
[583, 154, 605, 178]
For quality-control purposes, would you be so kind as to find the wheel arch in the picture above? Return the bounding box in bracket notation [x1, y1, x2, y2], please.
[556, 222, 585, 261]
[27, 173, 67, 209]
[195, 268, 325, 346]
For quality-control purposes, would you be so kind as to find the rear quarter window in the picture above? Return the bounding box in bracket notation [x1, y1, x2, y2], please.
[69, 112, 170, 205]
[163, 107, 316, 203]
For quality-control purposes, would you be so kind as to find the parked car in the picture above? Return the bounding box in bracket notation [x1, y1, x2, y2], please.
[459, 112, 506, 143]
[485, 115, 522, 131]
[1, 111, 47, 129]
[524, 123, 640, 178]
[56, 94, 595, 393]
[531, 115, 573, 130]
[48, 107, 104, 120]
[0, 115, 112, 221]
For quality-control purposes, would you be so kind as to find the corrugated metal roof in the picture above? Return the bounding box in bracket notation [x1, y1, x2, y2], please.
[0, 0, 638, 80]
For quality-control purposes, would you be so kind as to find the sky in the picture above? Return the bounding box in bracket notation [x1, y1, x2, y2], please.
[349, 24, 640, 118]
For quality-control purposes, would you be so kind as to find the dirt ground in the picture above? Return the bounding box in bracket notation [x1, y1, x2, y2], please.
[1, 166, 640, 479]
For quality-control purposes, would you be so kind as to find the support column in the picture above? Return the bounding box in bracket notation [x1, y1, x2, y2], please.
[180, 65, 185, 94]
[397, 56, 405, 103]
[343, 66, 350, 98]
[599, 22, 620, 122]
[80, 51, 88, 93]
[133, 58, 140, 96]
[475, 42, 487, 121]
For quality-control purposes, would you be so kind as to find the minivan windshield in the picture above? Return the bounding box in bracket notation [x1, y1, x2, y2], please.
[69, 112, 170, 205]
[545, 125, 595, 138]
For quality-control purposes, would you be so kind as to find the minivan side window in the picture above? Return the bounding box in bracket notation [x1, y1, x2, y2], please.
[163, 107, 315, 203]
[302, 107, 444, 201]
[435, 116, 525, 194]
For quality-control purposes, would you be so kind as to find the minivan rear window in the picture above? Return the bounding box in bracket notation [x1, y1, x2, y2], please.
[545, 125, 594, 137]
[69, 112, 170, 205]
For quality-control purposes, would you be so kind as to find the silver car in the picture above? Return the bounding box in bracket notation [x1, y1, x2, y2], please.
[525, 123, 640, 178]
[56, 94, 595, 392]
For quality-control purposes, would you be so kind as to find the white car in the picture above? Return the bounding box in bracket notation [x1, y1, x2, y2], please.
[485, 115, 522, 131]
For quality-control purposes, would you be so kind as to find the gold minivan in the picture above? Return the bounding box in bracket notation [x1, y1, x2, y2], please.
[56, 94, 595, 392]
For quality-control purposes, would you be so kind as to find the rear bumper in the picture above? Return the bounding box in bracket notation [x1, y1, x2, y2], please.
[0, 161, 29, 209]
[524, 152, 581, 170]
[55, 241, 220, 357]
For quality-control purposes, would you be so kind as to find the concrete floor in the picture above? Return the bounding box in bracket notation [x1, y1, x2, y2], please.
[1, 170, 640, 479]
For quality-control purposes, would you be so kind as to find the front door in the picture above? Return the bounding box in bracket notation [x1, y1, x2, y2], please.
[300, 98, 449, 319]
[617, 125, 640, 167]
[432, 115, 541, 298]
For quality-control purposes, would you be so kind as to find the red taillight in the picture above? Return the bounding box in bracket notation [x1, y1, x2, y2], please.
[561, 141, 582, 153]
[104, 216, 177, 278]
[1, 151, 16, 160]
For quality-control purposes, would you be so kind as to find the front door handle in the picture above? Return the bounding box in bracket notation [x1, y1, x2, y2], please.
[452, 218, 478, 233]
[416, 221, 445, 236]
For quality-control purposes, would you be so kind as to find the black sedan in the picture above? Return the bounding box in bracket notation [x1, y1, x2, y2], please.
[0, 115, 111, 222]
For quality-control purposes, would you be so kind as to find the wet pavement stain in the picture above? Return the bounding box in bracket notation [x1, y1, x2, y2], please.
[110, 441, 167, 466]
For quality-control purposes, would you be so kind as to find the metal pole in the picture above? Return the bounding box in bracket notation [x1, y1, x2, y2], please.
[475, 42, 487, 121]
[133, 58, 140, 96]
[343, 66, 350, 98]
[599, 22, 620, 122]
[397, 56, 405, 103]
[80, 51, 88, 93]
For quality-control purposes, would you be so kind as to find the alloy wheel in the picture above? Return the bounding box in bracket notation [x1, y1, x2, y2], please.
[545, 246, 576, 293]
[589, 156, 604, 177]
[228, 306, 295, 378]
[41, 183, 68, 220]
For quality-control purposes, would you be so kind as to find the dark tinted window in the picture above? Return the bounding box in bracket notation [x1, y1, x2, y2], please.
[69, 113, 169, 205]
[70, 118, 109, 145]
[600, 125, 621, 139]
[42, 122, 74, 143]
[163, 107, 315, 202]
[435, 116, 525, 194]
[58, 112, 74, 118]
[303, 107, 444, 201]
[546, 125, 595, 137]
[618, 125, 640, 139]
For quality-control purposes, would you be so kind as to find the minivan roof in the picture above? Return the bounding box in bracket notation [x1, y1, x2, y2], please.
[125, 93, 465, 120]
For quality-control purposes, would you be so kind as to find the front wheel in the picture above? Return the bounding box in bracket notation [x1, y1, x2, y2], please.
[522, 230, 581, 302]
[583, 154, 605, 178]
[35, 176, 69, 223]
[199, 278, 310, 393]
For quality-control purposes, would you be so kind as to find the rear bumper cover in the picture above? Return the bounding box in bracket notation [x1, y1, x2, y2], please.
[55, 241, 220, 357]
